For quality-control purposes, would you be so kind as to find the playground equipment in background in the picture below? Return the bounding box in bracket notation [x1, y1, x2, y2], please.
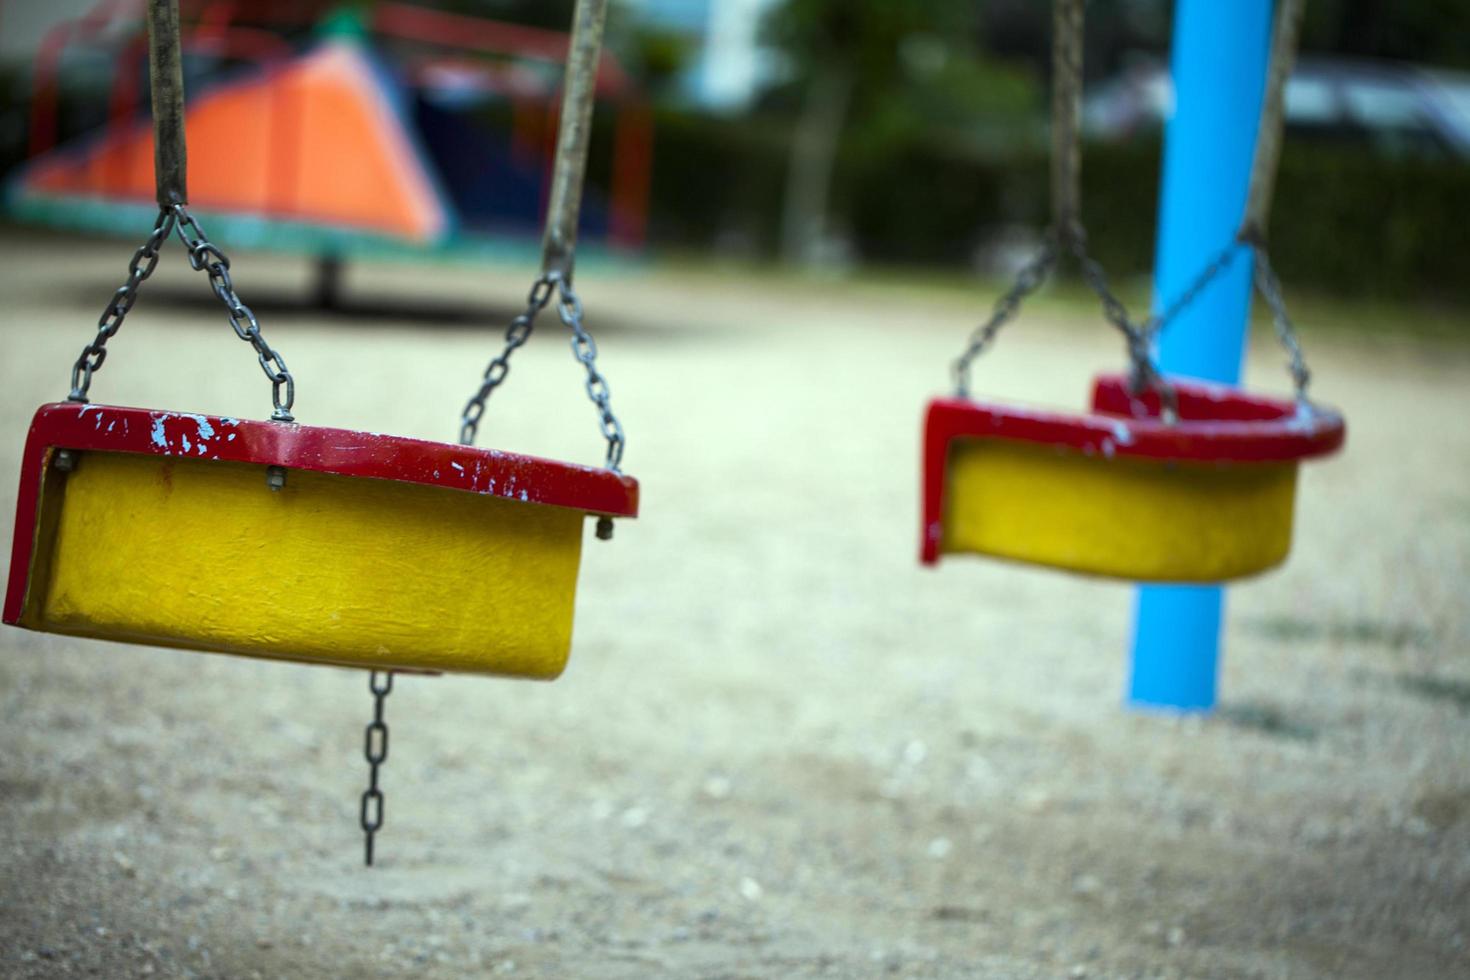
[3, 0, 637, 866]
[920, 0, 1343, 582]
[9, 1, 652, 283]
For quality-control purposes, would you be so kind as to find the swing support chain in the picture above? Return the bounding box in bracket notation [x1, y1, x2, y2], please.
[66, 0, 295, 422]
[66, 208, 176, 404]
[459, 274, 557, 447]
[1136, 0, 1314, 406]
[953, 0, 1319, 416]
[460, 0, 627, 477]
[953, 0, 1177, 420]
[557, 276, 626, 472]
[1066, 227, 1179, 421]
[172, 205, 296, 422]
[951, 221, 1179, 423]
[459, 273, 627, 474]
[63, 204, 296, 421]
[952, 240, 1056, 398]
[1250, 242, 1312, 402]
[360, 669, 393, 867]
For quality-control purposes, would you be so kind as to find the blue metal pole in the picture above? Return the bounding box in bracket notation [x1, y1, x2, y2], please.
[1127, 0, 1275, 712]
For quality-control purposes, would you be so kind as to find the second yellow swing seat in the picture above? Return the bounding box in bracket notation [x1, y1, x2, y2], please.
[919, 375, 1345, 582]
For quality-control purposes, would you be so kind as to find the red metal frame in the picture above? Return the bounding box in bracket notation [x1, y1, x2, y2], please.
[24, 1, 654, 253]
[371, 2, 632, 97]
[4, 402, 639, 626]
[919, 374, 1346, 564]
[370, 1, 651, 251]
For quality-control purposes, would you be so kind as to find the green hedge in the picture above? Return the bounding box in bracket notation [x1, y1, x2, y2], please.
[641, 108, 1470, 305]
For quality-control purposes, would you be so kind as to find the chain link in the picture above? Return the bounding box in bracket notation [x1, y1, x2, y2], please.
[65, 205, 295, 419]
[360, 670, 393, 867]
[1250, 245, 1312, 402]
[1139, 232, 1313, 403]
[459, 274, 556, 446]
[1064, 227, 1178, 421]
[67, 208, 176, 403]
[555, 277, 625, 471]
[1142, 238, 1246, 342]
[460, 272, 626, 471]
[171, 205, 296, 421]
[953, 239, 1056, 398]
[953, 227, 1178, 421]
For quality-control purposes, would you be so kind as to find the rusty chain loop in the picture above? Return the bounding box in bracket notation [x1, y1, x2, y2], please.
[460, 272, 626, 471]
[67, 207, 176, 403]
[360, 670, 393, 867]
[172, 205, 295, 421]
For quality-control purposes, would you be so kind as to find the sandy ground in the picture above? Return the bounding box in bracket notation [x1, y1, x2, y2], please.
[0, 227, 1467, 979]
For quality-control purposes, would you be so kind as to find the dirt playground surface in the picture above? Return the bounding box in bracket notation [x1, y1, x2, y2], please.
[0, 228, 1467, 978]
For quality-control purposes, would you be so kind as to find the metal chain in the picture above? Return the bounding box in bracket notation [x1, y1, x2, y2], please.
[1250, 245, 1311, 402]
[1140, 233, 1313, 402]
[952, 239, 1057, 397]
[1143, 238, 1246, 342]
[66, 207, 176, 403]
[360, 670, 393, 867]
[460, 273, 626, 472]
[171, 204, 296, 421]
[556, 277, 626, 472]
[952, 228, 1178, 420]
[459, 274, 556, 446]
[1065, 228, 1178, 420]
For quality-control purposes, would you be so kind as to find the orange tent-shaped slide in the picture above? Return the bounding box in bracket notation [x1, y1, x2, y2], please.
[17, 41, 450, 245]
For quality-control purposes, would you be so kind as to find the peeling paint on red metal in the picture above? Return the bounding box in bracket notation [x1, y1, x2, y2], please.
[5, 402, 638, 625]
[919, 375, 1345, 565]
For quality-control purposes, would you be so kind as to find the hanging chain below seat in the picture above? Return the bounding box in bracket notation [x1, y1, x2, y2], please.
[360, 670, 393, 867]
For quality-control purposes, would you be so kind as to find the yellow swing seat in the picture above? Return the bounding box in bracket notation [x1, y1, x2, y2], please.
[920, 375, 1344, 582]
[4, 403, 639, 677]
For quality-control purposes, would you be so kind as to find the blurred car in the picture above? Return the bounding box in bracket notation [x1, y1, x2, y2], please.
[1083, 55, 1470, 161]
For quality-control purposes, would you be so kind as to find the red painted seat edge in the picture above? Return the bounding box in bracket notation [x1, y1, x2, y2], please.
[919, 374, 1346, 565]
[6, 402, 639, 625]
